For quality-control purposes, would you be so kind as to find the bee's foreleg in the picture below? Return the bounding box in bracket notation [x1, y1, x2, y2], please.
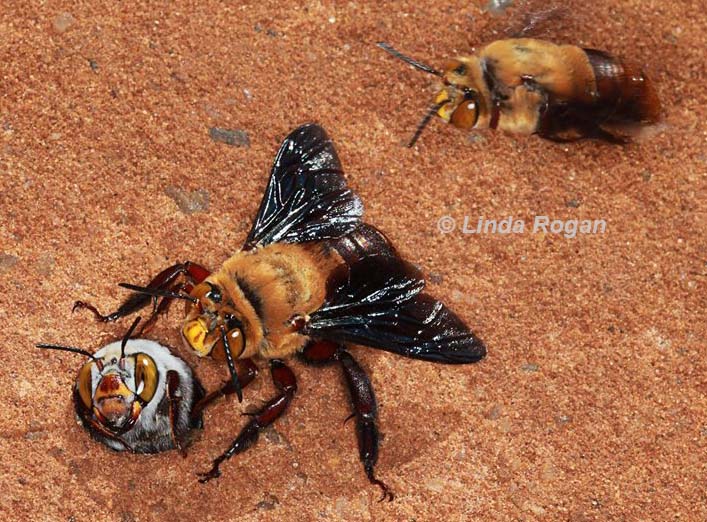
[197, 360, 296, 483]
[338, 350, 394, 502]
[73, 261, 210, 322]
[190, 359, 259, 420]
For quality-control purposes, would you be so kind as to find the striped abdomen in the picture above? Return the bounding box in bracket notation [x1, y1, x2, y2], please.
[584, 49, 661, 124]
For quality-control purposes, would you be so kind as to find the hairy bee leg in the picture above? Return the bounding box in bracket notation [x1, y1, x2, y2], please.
[338, 350, 394, 502]
[191, 359, 259, 420]
[197, 360, 297, 483]
[73, 261, 210, 322]
[499, 83, 549, 136]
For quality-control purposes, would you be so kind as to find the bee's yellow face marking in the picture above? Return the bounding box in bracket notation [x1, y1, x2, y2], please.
[435, 90, 455, 122]
[183, 317, 212, 356]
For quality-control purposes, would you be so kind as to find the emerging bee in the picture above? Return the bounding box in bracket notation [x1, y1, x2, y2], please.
[379, 39, 661, 145]
[74, 124, 486, 500]
[37, 318, 205, 454]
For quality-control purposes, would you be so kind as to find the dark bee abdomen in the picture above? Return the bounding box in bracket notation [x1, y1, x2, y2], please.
[328, 224, 397, 266]
[583, 48, 661, 123]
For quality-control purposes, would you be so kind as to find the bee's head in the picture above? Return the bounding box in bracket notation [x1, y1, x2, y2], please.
[378, 43, 485, 146]
[434, 58, 482, 130]
[182, 282, 246, 362]
[37, 320, 203, 453]
[76, 343, 157, 432]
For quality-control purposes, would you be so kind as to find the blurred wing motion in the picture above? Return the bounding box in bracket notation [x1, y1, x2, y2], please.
[304, 256, 486, 364]
[243, 123, 363, 250]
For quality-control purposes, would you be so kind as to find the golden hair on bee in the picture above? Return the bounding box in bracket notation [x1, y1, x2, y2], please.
[379, 38, 661, 145]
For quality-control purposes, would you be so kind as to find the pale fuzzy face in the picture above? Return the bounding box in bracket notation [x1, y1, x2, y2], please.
[75, 339, 201, 453]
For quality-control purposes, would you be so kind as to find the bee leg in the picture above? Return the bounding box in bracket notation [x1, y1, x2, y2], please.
[579, 123, 628, 144]
[190, 359, 259, 420]
[137, 281, 192, 334]
[298, 339, 339, 365]
[166, 370, 189, 457]
[337, 349, 394, 502]
[197, 360, 296, 483]
[73, 261, 210, 322]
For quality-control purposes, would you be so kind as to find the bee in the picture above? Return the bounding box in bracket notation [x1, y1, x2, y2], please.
[36, 317, 208, 454]
[73, 124, 486, 500]
[379, 39, 661, 145]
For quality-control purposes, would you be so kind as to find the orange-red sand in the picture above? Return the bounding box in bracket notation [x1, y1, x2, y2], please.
[1, 1, 704, 520]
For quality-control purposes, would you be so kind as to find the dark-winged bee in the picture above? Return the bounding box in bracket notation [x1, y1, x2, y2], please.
[379, 39, 661, 145]
[37, 318, 206, 454]
[73, 124, 486, 500]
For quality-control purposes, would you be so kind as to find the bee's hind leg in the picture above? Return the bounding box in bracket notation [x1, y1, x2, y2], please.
[197, 360, 296, 483]
[338, 350, 394, 502]
[300, 341, 394, 501]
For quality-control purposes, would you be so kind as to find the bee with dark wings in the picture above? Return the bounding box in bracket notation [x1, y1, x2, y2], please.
[379, 35, 661, 145]
[37, 317, 207, 454]
[73, 124, 486, 500]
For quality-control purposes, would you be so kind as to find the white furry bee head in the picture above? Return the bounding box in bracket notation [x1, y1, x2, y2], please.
[38, 320, 204, 454]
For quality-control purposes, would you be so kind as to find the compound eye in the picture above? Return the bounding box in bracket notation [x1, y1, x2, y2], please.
[134, 354, 158, 403]
[225, 327, 245, 359]
[450, 92, 479, 130]
[213, 326, 246, 362]
[77, 362, 94, 409]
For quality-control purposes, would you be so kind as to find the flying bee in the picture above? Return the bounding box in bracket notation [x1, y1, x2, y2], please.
[73, 124, 486, 500]
[37, 317, 207, 454]
[379, 39, 661, 145]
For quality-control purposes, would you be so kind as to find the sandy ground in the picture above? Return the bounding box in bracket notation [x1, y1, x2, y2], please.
[1, 1, 705, 521]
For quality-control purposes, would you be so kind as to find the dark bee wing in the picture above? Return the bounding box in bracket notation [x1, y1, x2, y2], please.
[304, 256, 486, 364]
[243, 124, 363, 250]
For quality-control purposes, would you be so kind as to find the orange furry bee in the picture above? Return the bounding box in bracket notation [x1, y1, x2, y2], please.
[379, 39, 661, 145]
[74, 124, 486, 500]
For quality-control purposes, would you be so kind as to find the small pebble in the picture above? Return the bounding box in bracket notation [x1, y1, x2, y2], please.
[209, 127, 250, 147]
[164, 186, 210, 214]
[521, 362, 539, 372]
[485, 404, 502, 420]
[0, 253, 18, 273]
[53, 12, 75, 33]
[256, 495, 279, 511]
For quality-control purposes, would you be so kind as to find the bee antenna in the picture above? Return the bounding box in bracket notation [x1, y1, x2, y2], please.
[408, 101, 447, 147]
[121, 316, 142, 359]
[36, 343, 100, 362]
[377, 42, 443, 77]
[118, 283, 199, 304]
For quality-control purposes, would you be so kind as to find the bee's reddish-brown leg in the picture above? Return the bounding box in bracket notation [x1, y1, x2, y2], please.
[166, 370, 188, 457]
[73, 261, 211, 322]
[137, 281, 194, 334]
[197, 360, 296, 483]
[299, 341, 394, 501]
[190, 359, 259, 420]
[337, 350, 394, 502]
[298, 339, 339, 364]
